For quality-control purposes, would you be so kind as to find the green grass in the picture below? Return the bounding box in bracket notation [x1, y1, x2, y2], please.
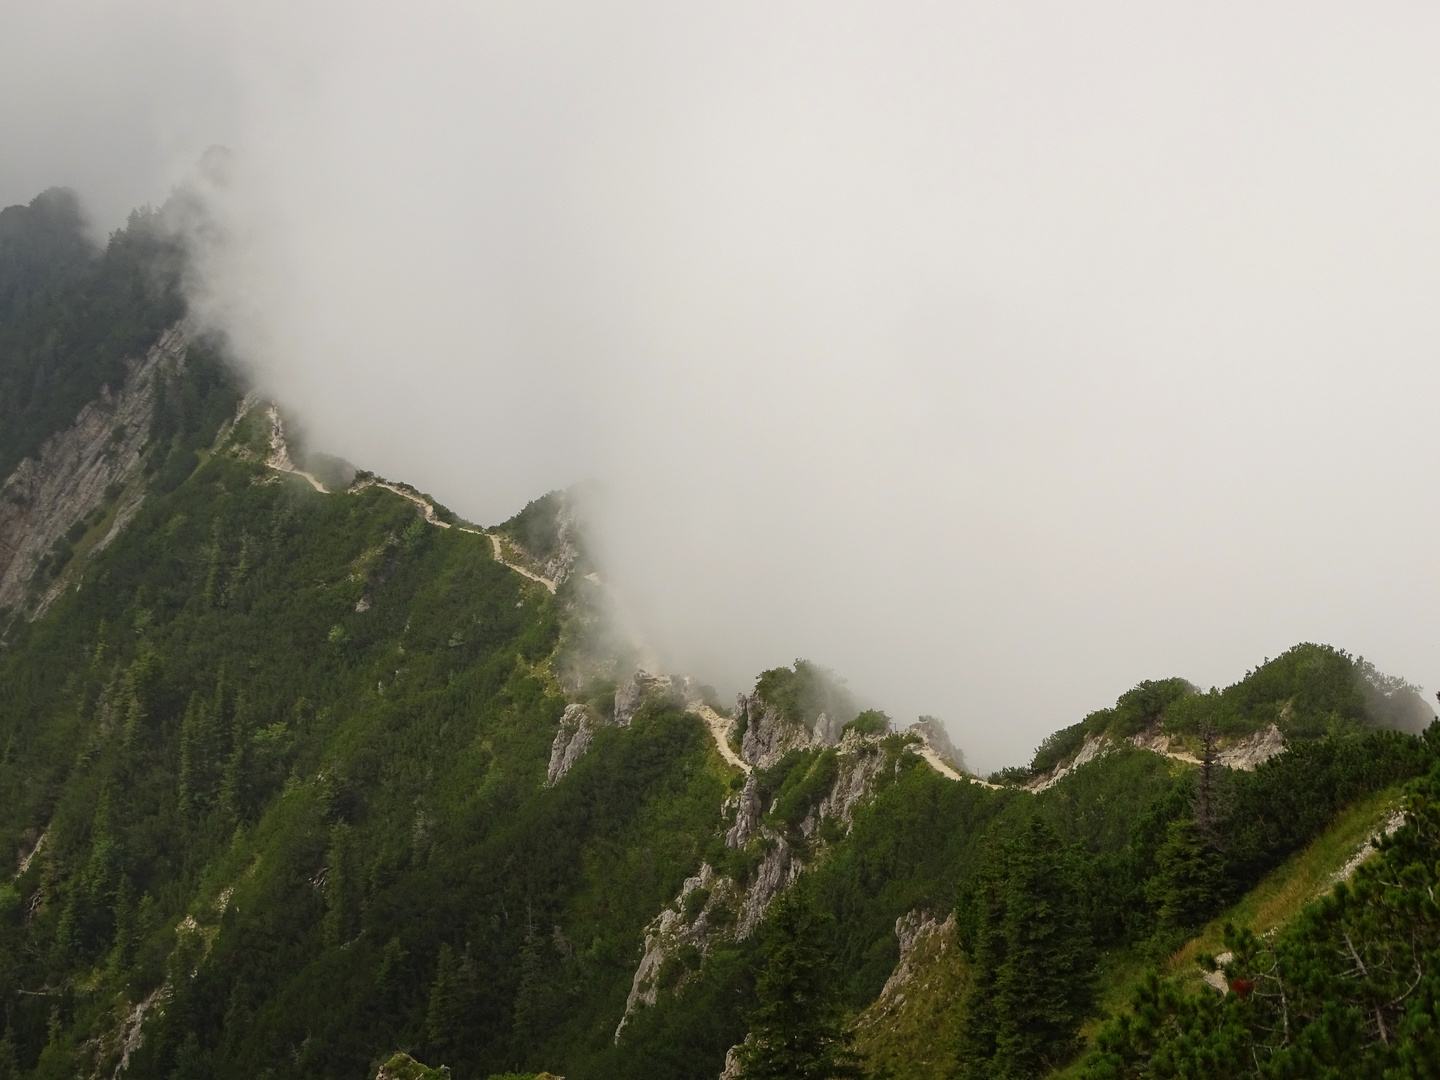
[1051, 783, 1405, 1077]
[1166, 783, 1402, 987]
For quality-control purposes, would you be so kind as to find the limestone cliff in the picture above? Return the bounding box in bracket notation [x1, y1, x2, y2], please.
[0, 325, 187, 617]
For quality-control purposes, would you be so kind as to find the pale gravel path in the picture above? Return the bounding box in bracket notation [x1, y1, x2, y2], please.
[263, 406, 558, 593]
[693, 704, 751, 773]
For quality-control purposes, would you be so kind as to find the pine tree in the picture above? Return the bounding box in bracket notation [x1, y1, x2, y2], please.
[177, 693, 208, 818]
[322, 822, 357, 947]
[427, 942, 465, 1057]
[956, 848, 1009, 1077]
[992, 819, 1095, 1078]
[735, 887, 868, 1080]
[958, 819, 1095, 1080]
[0, 1028, 18, 1080]
[1147, 817, 1224, 930]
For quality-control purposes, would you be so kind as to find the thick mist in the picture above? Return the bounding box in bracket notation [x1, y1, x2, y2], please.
[6, 3, 1440, 771]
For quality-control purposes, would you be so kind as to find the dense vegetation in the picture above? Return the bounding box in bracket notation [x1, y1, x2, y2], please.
[2, 186, 1438, 1080]
[0, 188, 185, 480]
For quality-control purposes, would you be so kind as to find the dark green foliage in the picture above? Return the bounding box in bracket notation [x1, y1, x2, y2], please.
[1166, 643, 1433, 740]
[1080, 760, 1440, 1078]
[497, 492, 563, 560]
[1219, 730, 1431, 898]
[0, 191, 185, 480]
[957, 818, 1095, 1080]
[734, 888, 867, 1080]
[1030, 722, 1089, 776]
[754, 659, 858, 730]
[1146, 818, 1225, 932]
[844, 710, 891, 738]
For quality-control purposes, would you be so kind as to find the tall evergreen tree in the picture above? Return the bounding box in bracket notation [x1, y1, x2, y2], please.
[1147, 816, 1225, 931]
[735, 887, 868, 1080]
[958, 818, 1095, 1080]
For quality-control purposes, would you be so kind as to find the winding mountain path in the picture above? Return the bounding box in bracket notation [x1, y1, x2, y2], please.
[265, 407, 329, 493]
[693, 704, 751, 773]
[262, 405, 558, 593]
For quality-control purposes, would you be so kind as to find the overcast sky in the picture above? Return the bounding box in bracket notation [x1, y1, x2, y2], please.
[5, 2, 1440, 770]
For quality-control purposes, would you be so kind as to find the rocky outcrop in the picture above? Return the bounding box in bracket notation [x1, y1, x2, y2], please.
[807, 730, 889, 834]
[907, 716, 968, 774]
[737, 692, 819, 770]
[735, 832, 801, 940]
[726, 774, 763, 849]
[546, 704, 597, 785]
[1129, 722, 1286, 772]
[615, 670, 675, 725]
[374, 1053, 453, 1080]
[878, 909, 955, 1003]
[616, 863, 741, 1039]
[1025, 733, 1111, 793]
[1217, 724, 1285, 770]
[0, 325, 187, 615]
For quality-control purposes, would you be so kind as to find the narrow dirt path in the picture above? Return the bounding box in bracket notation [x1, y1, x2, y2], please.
[911, 740, 999, 788]
[693, 704, 751, 773]
[261, 406, 558, 593]
[265, 407, 329, 493]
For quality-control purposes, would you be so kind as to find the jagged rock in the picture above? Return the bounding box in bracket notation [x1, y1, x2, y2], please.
[736, 831, 800, 940]
[0, 325, 188, 616]
[726, 773, 763, 849]
[1218, 723, 1285, 770]
[877, 909, 955, 1003]
[807, 730, 888, 834]
[810, 710, 845, 747]
[1025, 732, 1111, 793]
[617, 863, 727, 1038]
[907, 715, 968, 774]
[737, 693, 813, 770]
[375, 1053, 452, 1080]
[719, 1042, 747, 1080]
[547, 703, 596, 785]
[615, 670, 673, 725]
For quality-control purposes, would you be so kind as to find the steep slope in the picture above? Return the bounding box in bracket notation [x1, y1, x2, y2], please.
[3, 187, 1439, 1080]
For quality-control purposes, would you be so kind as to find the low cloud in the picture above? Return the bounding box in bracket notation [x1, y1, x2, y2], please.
[7, 3, 1440, 769]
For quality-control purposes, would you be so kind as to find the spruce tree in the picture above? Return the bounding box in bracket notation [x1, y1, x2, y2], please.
[992, 819, 1095, 1078]
[322, 822, 357, 947]
[426, 944, 478, 1059]
[958, 818, 1095, 1080]
[1147, 817, 1224, 931]
[735, 887, 868, 1080]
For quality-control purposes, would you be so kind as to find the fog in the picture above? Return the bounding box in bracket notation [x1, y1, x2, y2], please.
[5, 2, 1440, 771]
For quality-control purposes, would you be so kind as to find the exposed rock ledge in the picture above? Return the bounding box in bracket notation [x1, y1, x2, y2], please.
[0, 325, 188, 617]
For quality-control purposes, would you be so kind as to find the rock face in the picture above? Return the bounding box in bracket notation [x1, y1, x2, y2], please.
[0, 325, 187, 616]
[734, 832, 801, 940]
[1025, 732, 1111, 793]
[736, 692, 838, 770]
[617, 862, 740, 1038]
[807, 730, 890, 833]
[726, 774, 763, 849]
[546, 704, 597, 786]
[1217, 723, 1285, 770]
[907, 716, 968, 774]
[617, 727, 893, 1040]
[615, 670, 674, 725]
[878, 909, 955, 1003]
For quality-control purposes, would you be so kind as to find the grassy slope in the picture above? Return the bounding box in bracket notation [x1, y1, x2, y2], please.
[1049, 783, 1405, 1077]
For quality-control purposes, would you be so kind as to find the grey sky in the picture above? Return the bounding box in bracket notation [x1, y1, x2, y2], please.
[5, 2, 1440, 770]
